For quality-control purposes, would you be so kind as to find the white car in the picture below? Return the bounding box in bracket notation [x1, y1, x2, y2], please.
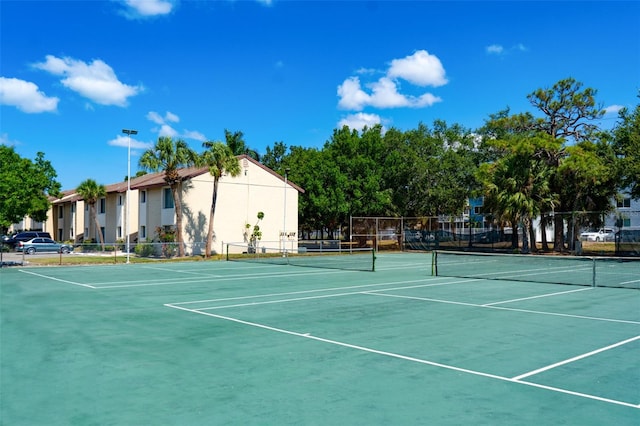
[580, 227, 615, 242]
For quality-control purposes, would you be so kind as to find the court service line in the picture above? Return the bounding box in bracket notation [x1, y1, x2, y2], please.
[197, 279, 475, 310]
[94, 268, 350, 288]
[171, 277, 475, 306]
[164, 303, 639, 410]
[18, 269, 95, 289]
[512, 335, 640, 381]
[139, 265, 224, 277]
[365, 292, 640, 325]
[483, 287, 594, 306]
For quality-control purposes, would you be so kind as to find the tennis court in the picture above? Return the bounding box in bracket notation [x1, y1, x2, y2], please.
[1, 252, 638, 425]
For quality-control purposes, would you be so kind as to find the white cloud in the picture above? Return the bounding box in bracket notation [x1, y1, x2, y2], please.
[33, 55, 142, 106]
[164, 111, 179, 122]
[337, 75, 442, 111]
[158, 124, 179, 138]
[0, 132, 20, 146]
[124, 0, 174, 17]
[486, 44, 504, 54]
[604, 104, 624, 115]
[146, 111, 164, 124]
[337, 50, 446, 111]
[487, 43, 528, 55]
[0, 77, 59, 113]
[387, 50, 448, 87]
[514, 43, 528, 52]
[338, 113, 384, 133]
[183, 130, 206, 142]
[108, 134, 153, 150]
[147, 111, 179, 124]
[146, 110, 205, 140]
[337, 76, 371, 110]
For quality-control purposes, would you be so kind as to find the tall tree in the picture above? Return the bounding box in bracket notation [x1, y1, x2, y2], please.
[139, 137, 199, 257]
[201, 141, 241, 257]
[224, 129, 260, 161]
[0, 146, 61, 232]
[387, 121, 479, 218]
[612, 99, 640, 199]
[477, 134, 557, 251]
[527, 77, 604, 251]
[76, 178, 107, 248]
[262, 141, 288, 172]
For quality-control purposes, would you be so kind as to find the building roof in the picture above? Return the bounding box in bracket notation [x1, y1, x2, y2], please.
[51, 155, 303, 204]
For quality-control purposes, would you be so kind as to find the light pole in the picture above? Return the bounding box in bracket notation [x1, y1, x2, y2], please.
[282, 168, 290, 253]
[122, 129, 138, 264]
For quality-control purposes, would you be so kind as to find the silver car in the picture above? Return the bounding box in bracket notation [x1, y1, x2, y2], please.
[16, 237, 72, 254]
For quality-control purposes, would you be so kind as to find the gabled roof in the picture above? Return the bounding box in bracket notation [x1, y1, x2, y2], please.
[51, 155, 304, 204]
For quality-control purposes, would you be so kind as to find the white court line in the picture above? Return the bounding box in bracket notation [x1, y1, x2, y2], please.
[94, 268, 351, 289]
[483, 287, 594, 306]
[18, 269, 95, 289]
[512, 335, 640, 381]
[140, 265, 224, 277]
[197, 279, 475, 310]
[364, 292, 640, 325]
[171, 277, 474, 306]
[164, 303, 640, 410]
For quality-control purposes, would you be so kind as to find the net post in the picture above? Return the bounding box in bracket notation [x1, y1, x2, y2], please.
[226, 243, 229, 261]
[432, 251, 438, 276]
[372, 248, 376, 272]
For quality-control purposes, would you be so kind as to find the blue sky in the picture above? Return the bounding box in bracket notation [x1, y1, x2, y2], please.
[1, 0, 638, 190]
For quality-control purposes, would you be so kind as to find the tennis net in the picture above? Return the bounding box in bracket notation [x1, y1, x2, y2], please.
[226, 243, 376, 272]
[433, 250, 639, 289]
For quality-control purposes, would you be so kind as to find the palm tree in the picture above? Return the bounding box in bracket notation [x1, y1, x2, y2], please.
[224, 129, 260, 161]
[76, 178, 107, 248]
[201, 141, 241, 257]
[478, 135, 557, 252]
[139, 137, 199, 257]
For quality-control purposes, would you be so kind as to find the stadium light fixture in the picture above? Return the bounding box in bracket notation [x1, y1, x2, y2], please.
[122, 129, 138, 264]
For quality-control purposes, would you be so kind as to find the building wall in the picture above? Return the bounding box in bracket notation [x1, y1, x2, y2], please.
[137, 162, 299, 255]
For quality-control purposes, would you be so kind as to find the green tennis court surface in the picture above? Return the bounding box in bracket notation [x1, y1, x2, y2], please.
[1, 253, 638, 425]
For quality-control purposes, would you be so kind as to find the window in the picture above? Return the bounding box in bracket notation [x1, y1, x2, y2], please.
[163, 188, 174, 209]
[623, 218, 631, 227]
[474, 206, 484, 215]
[70, 228, 74, 238]
[140, 226, 146, 239]
[99, 198, 106, 214]
[71, 204, 75, 213]
[617, 197, 631, 208]
[117, 226, 122, 238]
[140, 190, 146, 203]
[118, 195, 123, 206]
[58, 206, 63, 218]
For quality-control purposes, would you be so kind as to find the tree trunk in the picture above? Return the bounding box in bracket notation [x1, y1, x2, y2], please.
[528, 220, 537, 253]
[92, 204, 104, 248]
[540, 214, 549, 251]
[205, 178, 220, 257]
[172, 184, 185, 257]
[553, 215, 564, 252]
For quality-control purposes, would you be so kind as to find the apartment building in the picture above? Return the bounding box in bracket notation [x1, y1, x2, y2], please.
[44, 155, 302, 255]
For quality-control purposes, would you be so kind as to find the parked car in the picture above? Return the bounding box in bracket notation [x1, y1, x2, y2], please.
[580, 227, 615, 242]
[16, 237, 72, 254]
[3, 231, 53, 248]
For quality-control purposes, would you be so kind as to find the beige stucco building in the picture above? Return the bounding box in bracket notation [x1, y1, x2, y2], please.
[46, 155, 302, 255]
